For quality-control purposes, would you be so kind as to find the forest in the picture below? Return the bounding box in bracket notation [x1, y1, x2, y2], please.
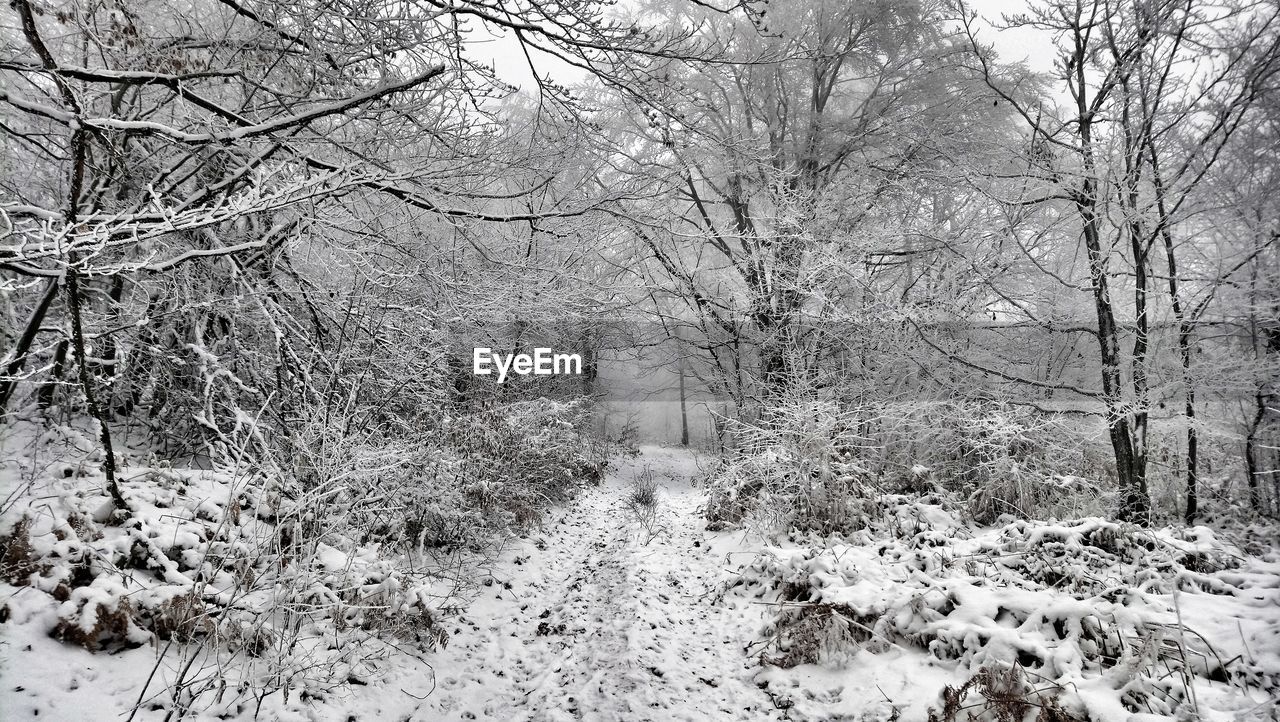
[1, 0, 1277, 719]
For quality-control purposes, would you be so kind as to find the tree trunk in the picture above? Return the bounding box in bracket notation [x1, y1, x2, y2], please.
[1158, 245, 1200, 525]
[1184, 383, 1199, 523]
[96, 275, 127, 389]
[1072, 46, 1149, 523]
[35, 339, 69, 411]
[1245, 393, 1266, 511]
[1146, 127, 1200, 524]
[678, 356, 690, 447]
[66, 269, 125, 511]
[0, 279, 60, 413]
[15, 0, 123, 511]
[1077, 161, 1148, 523]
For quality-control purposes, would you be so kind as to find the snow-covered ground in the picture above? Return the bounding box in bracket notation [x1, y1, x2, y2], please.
[396, 445, 783, 721]
[0, 443, 783, 721]
[3, 443, 1278, 720]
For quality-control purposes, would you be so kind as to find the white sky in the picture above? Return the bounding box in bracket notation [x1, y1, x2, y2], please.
[971, 0, 1058, 72]
[467, 0, 1054, 95]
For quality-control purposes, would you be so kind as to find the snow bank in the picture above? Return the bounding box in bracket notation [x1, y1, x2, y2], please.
[725, 496, 1280, 720]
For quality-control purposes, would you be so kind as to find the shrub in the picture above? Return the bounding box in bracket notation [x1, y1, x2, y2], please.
[761, 602, 878, 669]
[703, 397, 1107, 533]
[729, 513, 1271, 718]
[627, 466, 660, 511]
[626, 466, 664, 542]
[0, 516, 41, 585]
[50, 579, 150, 651]
[928, 665, 1086, 722]
[704, 398, 876, 534]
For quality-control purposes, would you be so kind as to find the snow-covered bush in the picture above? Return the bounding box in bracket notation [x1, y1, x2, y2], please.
[865, 400, 1107, 524]
[704, 398, 876, 534]
[704, 397, 1108, 533]
[928, 665, 1084, 722]
[0, 455, 453, 715]
[760, 602, 877, 669]
[726, 506, 1278, 719]
[445, 397, 606, 529]
[0, 391, 609, 717]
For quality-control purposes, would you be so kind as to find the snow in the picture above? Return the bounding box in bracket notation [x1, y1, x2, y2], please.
[393, 446, 784, 720]
[2, 435, 1278, 720]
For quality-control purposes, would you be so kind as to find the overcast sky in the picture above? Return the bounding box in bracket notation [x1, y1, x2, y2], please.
[976, 0, 1057, 71]
[468, 0, 1055, 96]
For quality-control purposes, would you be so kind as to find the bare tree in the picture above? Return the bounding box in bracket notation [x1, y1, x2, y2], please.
[958, 0, 1280, 522]
[618, 0, 995, 410]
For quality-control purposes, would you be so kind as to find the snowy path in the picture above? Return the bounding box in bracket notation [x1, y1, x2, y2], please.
[414, 446, 783, 722]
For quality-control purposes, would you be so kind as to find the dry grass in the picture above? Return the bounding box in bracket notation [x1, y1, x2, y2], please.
[760, 602, 882, 669]
[626, 466, 664, 543]
[928, 665, 1085, 722]
[0, 516, 42, 585]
